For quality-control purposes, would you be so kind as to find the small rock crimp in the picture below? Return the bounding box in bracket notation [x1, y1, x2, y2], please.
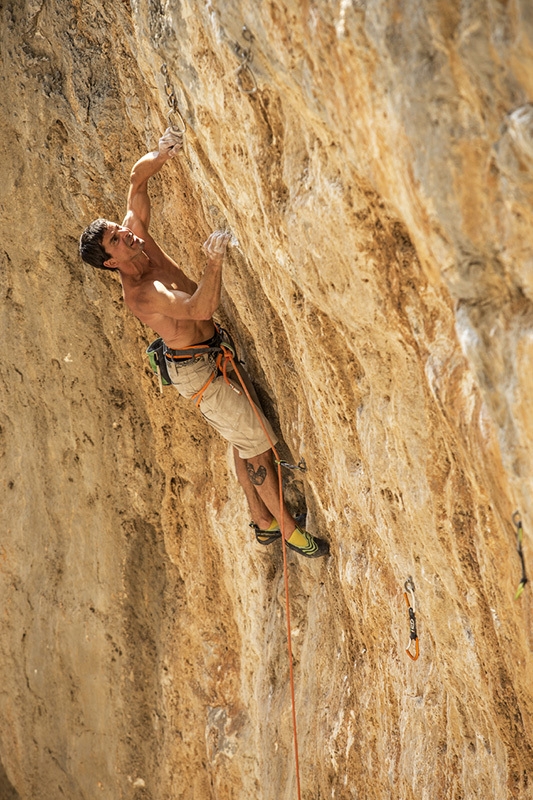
[513, 511, 528, 600]
[404, 578, 419, 661]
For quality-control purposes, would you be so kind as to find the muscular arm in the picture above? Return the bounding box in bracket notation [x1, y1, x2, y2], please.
[137, 231, 231, 321]
[123, 128, 183, 232]
[122, 128, 198, 292]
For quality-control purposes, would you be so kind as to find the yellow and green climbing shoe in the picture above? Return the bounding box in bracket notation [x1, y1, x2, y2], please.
[286, 526, 329, 558]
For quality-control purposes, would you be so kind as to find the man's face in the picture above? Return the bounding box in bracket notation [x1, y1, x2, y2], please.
[102, 222, 145, 267]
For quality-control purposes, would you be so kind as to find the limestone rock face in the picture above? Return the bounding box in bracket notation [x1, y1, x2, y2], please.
[1, 1, 533, 798]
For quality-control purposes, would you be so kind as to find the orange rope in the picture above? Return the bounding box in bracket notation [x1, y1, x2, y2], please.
[278, 458, 302, 800]
[225, 350, 303, 800]
[191, 365, 218, 406]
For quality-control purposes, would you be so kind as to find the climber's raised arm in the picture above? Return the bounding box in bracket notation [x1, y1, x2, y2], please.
[123, 128, 183, 234]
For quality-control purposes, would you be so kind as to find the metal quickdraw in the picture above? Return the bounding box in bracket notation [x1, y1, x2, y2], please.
[160, 63, 187, 134]
[513, 511, 528, 599]
[274, 458, 307, 472]
[404, 578, 419, 661]
[234, 26, 257, 94]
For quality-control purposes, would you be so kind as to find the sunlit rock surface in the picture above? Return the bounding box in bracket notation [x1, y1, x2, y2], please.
[1, 1, 533, 798]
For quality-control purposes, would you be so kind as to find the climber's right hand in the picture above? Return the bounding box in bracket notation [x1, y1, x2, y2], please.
[202, 230, 232, 263]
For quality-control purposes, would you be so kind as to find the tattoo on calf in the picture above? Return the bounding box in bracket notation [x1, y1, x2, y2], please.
[247, 463, 267, 486]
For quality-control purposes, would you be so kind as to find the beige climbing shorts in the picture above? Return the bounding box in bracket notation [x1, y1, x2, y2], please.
[165, 353, 278, 460]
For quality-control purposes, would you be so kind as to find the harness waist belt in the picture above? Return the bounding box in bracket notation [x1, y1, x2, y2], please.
[164, 327, 224, 362]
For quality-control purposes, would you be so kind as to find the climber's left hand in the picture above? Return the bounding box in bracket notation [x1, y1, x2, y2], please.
[158, 127, 183, 157]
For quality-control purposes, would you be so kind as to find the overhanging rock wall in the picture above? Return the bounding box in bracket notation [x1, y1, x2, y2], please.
[1, 1, 533, 798]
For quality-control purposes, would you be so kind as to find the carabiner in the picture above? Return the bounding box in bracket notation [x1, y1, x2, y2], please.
[242, 25, 254, 43]
[404, 578, 419, 661]
[274, 458, 307, 472]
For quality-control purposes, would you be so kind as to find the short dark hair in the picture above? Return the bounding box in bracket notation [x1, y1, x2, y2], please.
[79, 218, 117, 271]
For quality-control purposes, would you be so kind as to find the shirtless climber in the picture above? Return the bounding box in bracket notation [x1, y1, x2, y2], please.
[79, 128, 328, 558]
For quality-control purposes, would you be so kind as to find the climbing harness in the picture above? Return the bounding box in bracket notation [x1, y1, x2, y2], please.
[404, 578, 420, 661]
[234, 26, 258, 94]
[160, 63, 187, 134]
[164, 325, 239, 408]
[513, 511, 528, 600]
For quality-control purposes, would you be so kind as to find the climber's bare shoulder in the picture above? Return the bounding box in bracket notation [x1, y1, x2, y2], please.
[118, 232, 212, 348]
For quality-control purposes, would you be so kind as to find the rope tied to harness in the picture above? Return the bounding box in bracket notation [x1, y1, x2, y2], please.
[155, 322, 307, 800]
[160, 324, 304, 798]
[198, 335, 302, 799]
[223, 348, 303, 799]
[164, 325, 240, 408]
[191, 345, 241, 407]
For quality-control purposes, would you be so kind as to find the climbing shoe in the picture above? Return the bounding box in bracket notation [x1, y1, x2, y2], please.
[250, 513, 307, 546]
[249, 519, 282, 546]
[286, 526, 329, 559]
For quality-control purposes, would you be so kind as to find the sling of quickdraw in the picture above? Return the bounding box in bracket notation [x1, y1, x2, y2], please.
[161, 63, 187, 134]
[404, 578, 419, 661]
